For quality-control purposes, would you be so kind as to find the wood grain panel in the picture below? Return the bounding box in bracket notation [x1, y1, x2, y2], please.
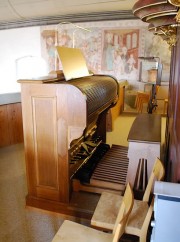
[164, 26, 180, 182]
[0, 105, 10, 147]
[0, 103, 23, 147]
[32, 96, 58, 190]
[171, 26, 180, 182]
[7, 103, 24, 144]
[20, 83, 71, 202]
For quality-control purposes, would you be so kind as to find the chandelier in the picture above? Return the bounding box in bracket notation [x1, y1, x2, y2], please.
[133, 0, 180, 47]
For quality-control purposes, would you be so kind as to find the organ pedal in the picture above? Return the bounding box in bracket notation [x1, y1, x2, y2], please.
[72, 144, 129, 194]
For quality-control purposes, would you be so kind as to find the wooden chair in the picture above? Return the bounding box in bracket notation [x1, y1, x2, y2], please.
[135, 85, 160, 113]
[135, 91, 150, 113]
[51, 183, 134, 242]
[91, 158, 165, 242]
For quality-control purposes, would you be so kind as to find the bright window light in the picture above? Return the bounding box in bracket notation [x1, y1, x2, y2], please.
[16, 55, 48, 79]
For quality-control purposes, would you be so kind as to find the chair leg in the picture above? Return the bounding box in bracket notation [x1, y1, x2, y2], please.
[139, 233, 147, 242]
[140, 102, 143, 113]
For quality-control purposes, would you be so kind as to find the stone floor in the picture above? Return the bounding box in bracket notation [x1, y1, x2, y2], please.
[0, 113, 165, 241]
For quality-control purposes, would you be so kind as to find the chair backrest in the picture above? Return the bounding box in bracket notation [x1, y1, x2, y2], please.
[141, 196, 154, 237]
[143, 157, 165, 202]
[112, 183, 134, 242]
[135, 91, 150, 113]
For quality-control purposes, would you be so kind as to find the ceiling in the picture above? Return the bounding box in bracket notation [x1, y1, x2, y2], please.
[0, 0, 137, 29]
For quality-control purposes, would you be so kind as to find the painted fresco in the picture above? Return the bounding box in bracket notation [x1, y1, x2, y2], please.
[41, 30, 57, 72]
[40, 21, 171, 113]
[145, 31, 171, 82]
[101, 29, 139, 89]
[41, 25, 140, 89]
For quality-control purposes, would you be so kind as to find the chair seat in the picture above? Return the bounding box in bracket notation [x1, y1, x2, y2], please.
[52, 183, 134, 242]
[91, 158, 164, 242]
[91, 192, 149, 233]
[52, 220, 113, 242]
[125, 200, 149, 233]
[91, 192, 122, 230]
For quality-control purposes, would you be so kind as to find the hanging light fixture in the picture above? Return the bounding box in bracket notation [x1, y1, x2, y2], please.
[168, 0, 180, 22]
[133, 0, 179, 47]
[168, 0, 180, 6]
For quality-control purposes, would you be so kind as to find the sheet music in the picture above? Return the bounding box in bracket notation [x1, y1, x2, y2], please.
[56, 46, 92, 81]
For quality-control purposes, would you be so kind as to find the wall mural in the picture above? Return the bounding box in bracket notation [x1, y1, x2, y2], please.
[101, 29, 139, 89]
[40, 22, 142, 90]
[40, 20, 171, 113]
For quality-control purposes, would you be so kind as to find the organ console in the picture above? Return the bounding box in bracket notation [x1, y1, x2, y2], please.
[18, 73, 129, 216]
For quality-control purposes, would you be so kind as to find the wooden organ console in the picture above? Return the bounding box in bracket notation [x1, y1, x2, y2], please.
[18, 73, 129, 214]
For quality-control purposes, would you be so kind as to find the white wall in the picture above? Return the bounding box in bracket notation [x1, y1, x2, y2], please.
[0, 26, 45, 94]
